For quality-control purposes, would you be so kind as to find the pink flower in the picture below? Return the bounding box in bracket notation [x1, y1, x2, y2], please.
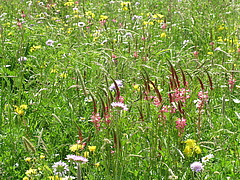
[190, 162, 204, 172]
[111, 102, 128, 111]
[175, 118, 187, 130]
[66, 155, 88, 163]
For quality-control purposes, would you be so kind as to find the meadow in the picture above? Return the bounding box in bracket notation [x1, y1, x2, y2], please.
[0, 0, 239, 179]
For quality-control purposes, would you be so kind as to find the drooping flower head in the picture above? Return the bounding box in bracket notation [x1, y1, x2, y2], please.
[46, 39, 55, 46]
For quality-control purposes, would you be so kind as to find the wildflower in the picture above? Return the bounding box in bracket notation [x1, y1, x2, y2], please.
[69, 144, 83, 152]
[66, 155, 88, 163]
[77, 22, 85, 27]
[109, 80, 123, 91]
[183, 139, 201, 157]
[18, 56, 27, 62]
[40, 155, 45, 159]
[23, 177, 29, 180]
[175, 118, 187, 136]
[88, 146, 96, 152]
[168, 175, 178, 179]
[25, 168, 37, 176]
[46, 39, 54, 46]
[228, 76, 236, 89]
[60, 73, 68, 78]
[90, 112, 101, 130]
[207, 52, 213, 55]
[25, 157, 32, 162]
[52, 161, 69, 177]
[190, 162, 204, 172]
[111, 102, 128, 111]
[94, 162, 100, 168]
[83, 151, 89, 158]
[30, 45, 41, 52]
[202, 154, 214, 163]
[14, 104, 28, 116]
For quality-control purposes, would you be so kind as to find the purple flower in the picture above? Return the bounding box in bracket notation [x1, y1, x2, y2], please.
[66, 155, 88, 163]
[109, 80, 123, 91]
[190, 162, 204, 172]
[18, 56, 27, 62]
[46, 39, 55, 46]
[52, 161, 69, 177]
[111, 102, 128, 111]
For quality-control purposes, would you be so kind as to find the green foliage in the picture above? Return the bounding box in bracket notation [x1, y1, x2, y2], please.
[0, 0, 239, 179]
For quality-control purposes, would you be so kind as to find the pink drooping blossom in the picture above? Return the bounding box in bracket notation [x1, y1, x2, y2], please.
[160, 105, 176, 113]
[66, 155, 88, 163]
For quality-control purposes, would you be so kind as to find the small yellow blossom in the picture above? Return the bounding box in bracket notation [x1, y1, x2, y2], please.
[94, 162, 100, 168]
[25, 168, 37, 176]
[99, 15, 108, 21]
[85, 11, 95, 19]
[23, 177, 29, 180]
[60, 73, 68, 78]
[121, 2, 131, 10]
[207, 52, 213, 55]
[14, 105, 28, 116]
[25, 157, 32, 162]
[84, 151, 89, 158]
[48, 176, 60, 180]
[183, 139, 201, 157]
[133, 84, 140, 91]
[70, 144, 83, 152]
[64, 1, 74, 6]
[160, 32, 167, 38]
[40, 155, 45, 159]
[88, 146, 96, 152]
[143, 21, 154, 26]
[30, 45, 41, 52]
[50, 69, 58, 73]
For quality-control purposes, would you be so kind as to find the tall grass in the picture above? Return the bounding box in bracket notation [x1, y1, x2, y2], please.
[0, 0, 239, 179]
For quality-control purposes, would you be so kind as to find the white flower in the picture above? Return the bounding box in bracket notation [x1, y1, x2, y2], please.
[18, 56, 27, 62]
[77, 22, 85, 27]
[202, 154, 214, 163]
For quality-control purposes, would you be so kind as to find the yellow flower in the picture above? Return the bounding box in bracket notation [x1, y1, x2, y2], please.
[194, 145, 202, 154]
[14, 105, 27, 116]
[25, 168, 37, 176]
[64, 1, 74, 6]
[25, 157, 32, 162]
[23, 177, 29, 180]
[70, 144, 83, 152]
[99, 15, 108, 21]
[184, 139, 196, 147]
[183, 139, 201, 157]
[20, 104, 28, 110]
[160, 32, 167, 38]
[94, 162, 100, 168]
[40, 155, 45, 159]
[207, 52, 213, 55]
[85, 11, 95, 19]
[48, 176, 60, 180]
[30, 45, 41, 52]
[84, 151, 89, 158]
[88, 146, 96, 152]
[183, 146, 193, 157]
[60, 73, 68, 78]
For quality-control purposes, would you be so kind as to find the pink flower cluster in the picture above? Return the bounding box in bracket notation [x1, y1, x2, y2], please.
[175, 117, 187, 136]
[196, 91, 208, 109]
[160, 105, 176, 113]
[170, 88, 191, 103]
[90, 113, 101, 130]
[175, 118, 187, 130]
[228, 76, 236, 90]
